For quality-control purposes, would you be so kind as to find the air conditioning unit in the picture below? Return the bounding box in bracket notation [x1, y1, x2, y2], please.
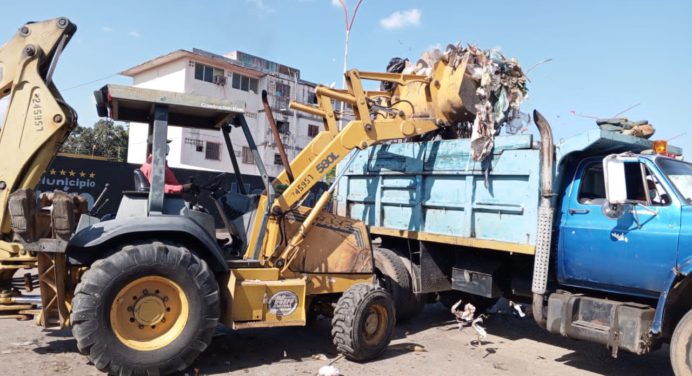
[213, 75, 227, 86]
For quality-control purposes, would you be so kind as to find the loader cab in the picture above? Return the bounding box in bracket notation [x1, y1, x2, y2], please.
[93, 84, 269, 253]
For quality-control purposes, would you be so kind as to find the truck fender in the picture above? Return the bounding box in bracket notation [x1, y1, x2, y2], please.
[651, 257, 692, 334]
[66, 215, 229, 272]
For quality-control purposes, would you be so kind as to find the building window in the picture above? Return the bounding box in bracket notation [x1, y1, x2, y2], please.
[308, 124, 320, 138]
[274, 153, 283, 165]
[232, 73, 258, 93]
[242, 147, 255, 164]
[308, 91, 317, 104]
[276, 120, 289, 135]
[205, 142, 221, 160]
[194, 63, 223, 83]
[275, 82, 290, 98]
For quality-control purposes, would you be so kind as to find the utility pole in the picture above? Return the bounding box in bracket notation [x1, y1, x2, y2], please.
[292, 71, 298, 159]
[337, 0, 364, 130]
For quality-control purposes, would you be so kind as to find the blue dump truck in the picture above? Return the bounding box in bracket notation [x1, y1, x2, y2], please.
[335, 112, 692, 375]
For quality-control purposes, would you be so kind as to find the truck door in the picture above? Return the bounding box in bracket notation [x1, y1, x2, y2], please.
[558, 158, 680, 297]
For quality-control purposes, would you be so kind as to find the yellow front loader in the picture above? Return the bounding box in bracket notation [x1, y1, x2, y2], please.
[0, 18, 484, 375]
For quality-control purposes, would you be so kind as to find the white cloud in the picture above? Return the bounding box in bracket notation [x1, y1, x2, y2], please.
[128, 31, 141, 38]
[380, 9, 421, 30]
[247, 0, 275, 13]
[101, 26, 113, 32]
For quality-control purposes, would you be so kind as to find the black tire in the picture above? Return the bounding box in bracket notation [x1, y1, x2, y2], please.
[331, 283, 395, 362]
[395, 254, 426, 319]
[374, 247, 422, 320]
[71, 242, 220, 376]
[670, 309, 692, 376]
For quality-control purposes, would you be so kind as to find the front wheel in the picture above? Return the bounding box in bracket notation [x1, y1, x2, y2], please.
[71, 242, 220, 375]
[331, 283, 395, 362]
[670, 308, 692, 376]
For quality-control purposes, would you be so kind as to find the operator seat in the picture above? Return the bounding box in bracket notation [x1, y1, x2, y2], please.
[133, 169, 150, 192]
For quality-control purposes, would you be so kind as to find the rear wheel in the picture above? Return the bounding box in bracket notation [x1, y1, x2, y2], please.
[331, 283, 395, 362]
[71, 242, 220, 375]
[670, 309, 692, 376]
[374, 247, 423, 320]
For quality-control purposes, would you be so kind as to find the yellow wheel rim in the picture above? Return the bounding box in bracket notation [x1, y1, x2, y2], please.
[110, 276, 189, 351]
[362, 304, 388, 346]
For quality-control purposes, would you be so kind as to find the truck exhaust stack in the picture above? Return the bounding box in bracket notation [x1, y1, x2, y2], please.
[530, 110, 555, 328]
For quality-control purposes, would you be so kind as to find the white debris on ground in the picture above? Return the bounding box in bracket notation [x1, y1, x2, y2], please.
[318, 365, 340, 376]
[471, 314, 488, 345]
[509, 300, 527, 318]
[451, 297, 530, 346]
[451, 299, 476, 330]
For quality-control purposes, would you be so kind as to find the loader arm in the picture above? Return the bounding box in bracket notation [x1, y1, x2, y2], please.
[245, 56, 473, 269]
[0, 18, 77, 319]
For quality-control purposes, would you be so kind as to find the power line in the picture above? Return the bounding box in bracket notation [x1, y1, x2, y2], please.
[61, 73, 119, 92]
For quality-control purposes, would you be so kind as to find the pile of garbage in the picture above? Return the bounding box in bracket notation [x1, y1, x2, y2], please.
[381, 43, 529, 162]
[596, 118, 655, 139]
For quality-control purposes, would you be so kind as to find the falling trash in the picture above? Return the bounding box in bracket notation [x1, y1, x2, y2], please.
[471, 314, 488, 345]
[380, 43, 529, 163]
[451, 300, 477, 330]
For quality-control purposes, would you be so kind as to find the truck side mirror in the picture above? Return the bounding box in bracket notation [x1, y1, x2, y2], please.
[602, 155, 628, 219]
[601, 201, 625, 219]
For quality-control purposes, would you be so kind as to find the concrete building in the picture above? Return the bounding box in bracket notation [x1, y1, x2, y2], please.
[121, 48, 323, 180]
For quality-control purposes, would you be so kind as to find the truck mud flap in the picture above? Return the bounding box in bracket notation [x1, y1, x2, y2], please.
[411, 241, 452, 294]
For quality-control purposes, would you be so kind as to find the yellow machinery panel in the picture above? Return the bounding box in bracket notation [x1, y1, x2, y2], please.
[306, 274, 374, 295]
[223, 268, 306, 329]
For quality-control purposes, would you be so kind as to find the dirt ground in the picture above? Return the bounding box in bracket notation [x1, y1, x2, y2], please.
[0, 302, 673, 376]
[0, 238, 671, 376]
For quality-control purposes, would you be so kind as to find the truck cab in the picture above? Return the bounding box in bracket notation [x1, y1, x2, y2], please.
[559, 154, 691, 300]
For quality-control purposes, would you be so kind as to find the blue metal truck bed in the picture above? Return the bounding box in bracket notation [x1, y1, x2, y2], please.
[336, 130, 682, 255]
[337, 134, 540, 254]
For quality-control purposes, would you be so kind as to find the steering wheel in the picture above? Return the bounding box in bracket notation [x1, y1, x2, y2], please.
[200, 172, 227, 193]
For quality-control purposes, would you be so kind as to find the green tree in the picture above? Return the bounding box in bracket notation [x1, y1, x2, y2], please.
[61, 119, 128, 161]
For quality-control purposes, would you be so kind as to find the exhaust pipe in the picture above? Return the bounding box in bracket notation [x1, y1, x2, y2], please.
[531, 110, 554, 328]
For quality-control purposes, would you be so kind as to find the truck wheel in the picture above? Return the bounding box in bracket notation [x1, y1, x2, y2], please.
[71, 242, 220, 375]
[670, 309, 692, 376]
[331, 283, 395, 362]
[374, 247, 422, 320]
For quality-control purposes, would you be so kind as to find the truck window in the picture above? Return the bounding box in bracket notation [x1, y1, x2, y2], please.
[623, 162, 670, 205]
[578, 163, 606, 204]
[578, 161, 669, 206]
[624, 162, 647, 203]
[643, 167, 671, 206]
[657, 158, 692, 204]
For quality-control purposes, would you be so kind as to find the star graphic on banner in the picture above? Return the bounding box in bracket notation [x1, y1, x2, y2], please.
[89, 172, 96, 178]
[79, 171, 86, 178]
[49, 169, 56, 175]
[68, 170, 76, 177]
[59, 169, 66, 176]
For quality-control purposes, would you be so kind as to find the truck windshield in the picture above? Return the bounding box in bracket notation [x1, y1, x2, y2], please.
[657, 158, 692, 203]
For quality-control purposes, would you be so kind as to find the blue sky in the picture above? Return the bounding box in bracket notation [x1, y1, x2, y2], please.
[1, 0, 691, 152]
